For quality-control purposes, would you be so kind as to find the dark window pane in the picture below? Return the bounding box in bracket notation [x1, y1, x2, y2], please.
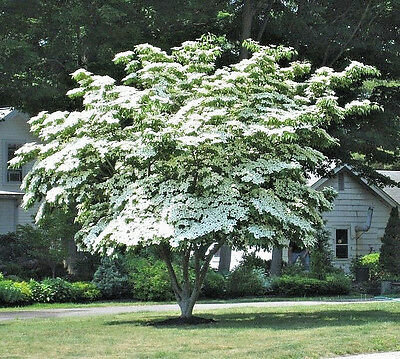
[7, 170, 22, 182]
[7, 144, 22, 182]
[336, 229, 348, 244]
[336, 245, 348, 258]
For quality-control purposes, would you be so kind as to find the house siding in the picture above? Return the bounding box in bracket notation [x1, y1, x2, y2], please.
[318, 169, 392, 271]
[0, 111, 37, 234]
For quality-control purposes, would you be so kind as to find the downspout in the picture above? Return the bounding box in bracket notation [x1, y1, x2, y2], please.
[355, 206, 374, 257]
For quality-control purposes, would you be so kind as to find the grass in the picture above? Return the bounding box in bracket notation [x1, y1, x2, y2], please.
[1, 302, 400, 358]
[0, 294, 378, 312]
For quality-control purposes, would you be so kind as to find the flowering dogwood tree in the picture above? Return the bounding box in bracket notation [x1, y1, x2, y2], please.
[12, 35, 381, 319]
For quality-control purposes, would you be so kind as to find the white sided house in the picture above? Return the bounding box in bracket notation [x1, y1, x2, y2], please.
[311, 165, 400, 271]
[0, 108, 36, 234]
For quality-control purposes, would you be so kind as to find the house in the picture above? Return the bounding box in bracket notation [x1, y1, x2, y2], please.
[0, 108, 37, 234]
[220, 165, 400, 272]
[310, 165, 400, 271]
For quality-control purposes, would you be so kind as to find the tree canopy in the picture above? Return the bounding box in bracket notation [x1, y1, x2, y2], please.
[12, 36, 382, 318]
[2, 0, 399, 177]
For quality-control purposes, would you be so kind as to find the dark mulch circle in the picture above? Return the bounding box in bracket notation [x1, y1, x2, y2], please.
[149, 316, 216, 326]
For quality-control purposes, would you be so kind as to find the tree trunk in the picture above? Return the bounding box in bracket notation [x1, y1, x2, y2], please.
[178, 292, 198, 318]
[240, 0, 254, 60]
[270, 247, 282, 276]
[51, 264, 56, 278]
[218, 245, 232, 274]
[160, 242, 224, 319]
[63, 236, 79, 275]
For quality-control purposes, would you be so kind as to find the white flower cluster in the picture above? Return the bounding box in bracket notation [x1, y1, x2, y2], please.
[13, 35, 381, 252]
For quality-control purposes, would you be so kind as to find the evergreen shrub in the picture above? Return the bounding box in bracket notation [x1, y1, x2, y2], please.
[92, 257, 130, 299]
[380, 207, 400, 277]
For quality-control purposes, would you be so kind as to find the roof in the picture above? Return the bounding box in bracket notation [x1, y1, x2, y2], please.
[311, 164, 400, 208]
[0, 107, 14, 120]
[377, 170, 400, 205]
[0, 190, 23, 199]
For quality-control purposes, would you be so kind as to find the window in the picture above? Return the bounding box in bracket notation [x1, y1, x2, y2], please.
[7, 144, 22, 182]
[338, 172, 344, 190]
[335, 229, 348, 258]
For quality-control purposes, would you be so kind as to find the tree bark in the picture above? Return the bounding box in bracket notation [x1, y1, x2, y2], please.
[270, 247, 282, 276]
[218, 245, 232, 274]
[160, 241, 224, 318]
[240, 0, 255, 60]
[63, 236, 78, 275]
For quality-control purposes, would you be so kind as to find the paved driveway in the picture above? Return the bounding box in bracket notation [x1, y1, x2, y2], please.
[329, 352, 400, 359]
[0, 299, 388, 321]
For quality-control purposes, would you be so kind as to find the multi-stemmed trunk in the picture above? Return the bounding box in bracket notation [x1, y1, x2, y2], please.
[159, 241, 224, 319]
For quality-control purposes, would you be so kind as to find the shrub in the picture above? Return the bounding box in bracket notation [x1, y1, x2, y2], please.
[226, 268, 266, 297]
[126, 257, 175, 301]
[29, 278, 75, 303]
[71, 282, 101, 302]
[324, 273, 351, 295]
[310, 229, 334, 279]
[238, 252, 271, 275]
[359, 253, 382, 281]
[202, 270, 227, 298]
[380, 207, 400, 276]
[271, 273, 350, 296]
[0, 280, 32, 305]
[92, 257, 130, 299]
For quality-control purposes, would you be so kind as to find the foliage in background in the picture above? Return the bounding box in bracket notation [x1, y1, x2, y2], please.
[0, 276, 100, 306]
[0, 0, 227, 113]
[125, 256, 175, 301]
[359, 253, 382, 281]
[271, 273, 351, 296]
[238, 252, 271, 275]
[92, 257, 129, 299]
[226, 267, 267, 297]
[380, 207, 400, 277]
[0, 210, 95, 281]
[309, 228, 334, 280]
[0, 228, 65, 279]
[202, 270, 227, 299]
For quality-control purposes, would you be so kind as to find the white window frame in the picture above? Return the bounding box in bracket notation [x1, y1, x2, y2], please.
[335, 227, 350, 259]
[4, 141, 23, 184]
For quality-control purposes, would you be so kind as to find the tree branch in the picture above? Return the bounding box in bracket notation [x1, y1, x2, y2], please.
[182, 244, 192, 296]
[159, 243, 182, 300]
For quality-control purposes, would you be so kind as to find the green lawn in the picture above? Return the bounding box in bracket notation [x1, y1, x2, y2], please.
[1, 303, 400, 358]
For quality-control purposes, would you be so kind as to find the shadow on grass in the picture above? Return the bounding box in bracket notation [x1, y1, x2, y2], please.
[104, 309, 400, 330]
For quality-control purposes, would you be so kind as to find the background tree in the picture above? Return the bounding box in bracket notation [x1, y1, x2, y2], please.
[380, 207, 400, 276]
[0, 0, 227, 114]
[13, 36, 381, 319]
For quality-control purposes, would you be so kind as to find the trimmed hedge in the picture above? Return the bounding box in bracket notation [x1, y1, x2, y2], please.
[0, 277, 101, 306]
[271, 274, 351, 296]
[0, 280, 32, 305]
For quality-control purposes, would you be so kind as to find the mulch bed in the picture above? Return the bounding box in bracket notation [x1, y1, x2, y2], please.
[150, 316, 216, 326]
